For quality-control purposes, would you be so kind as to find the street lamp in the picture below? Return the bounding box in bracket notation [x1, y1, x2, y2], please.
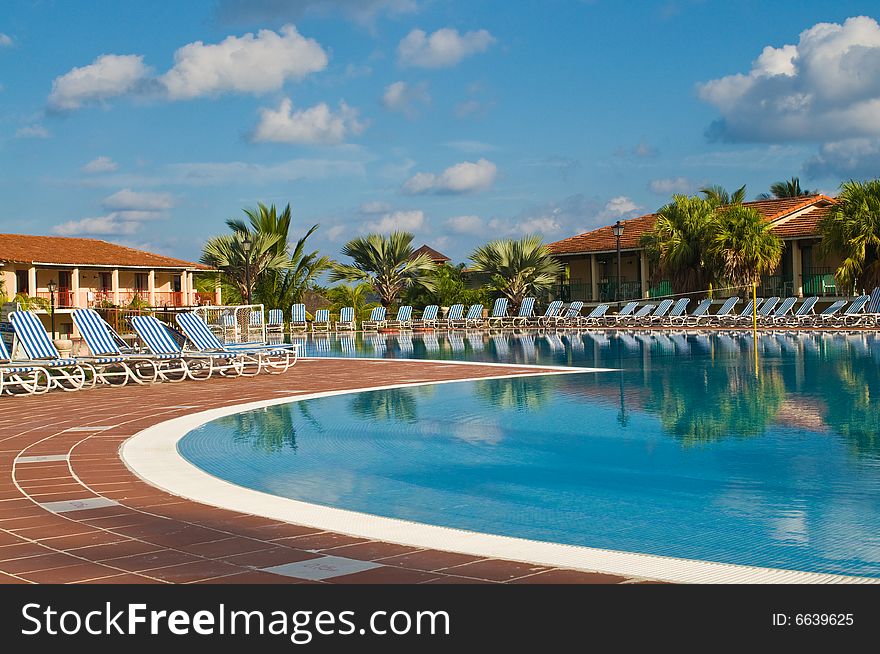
[242, 235, 253, 305]
[611, 220, 624, 307]
[47, 279, 57, 340]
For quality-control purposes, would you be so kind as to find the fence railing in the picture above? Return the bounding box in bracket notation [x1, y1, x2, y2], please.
[802, 268, 839, 297]
[757, 275, 794, 298]
[598, 279, 642, 302]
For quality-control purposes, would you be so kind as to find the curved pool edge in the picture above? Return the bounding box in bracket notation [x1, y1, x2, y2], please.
[121, 370, 877, 585]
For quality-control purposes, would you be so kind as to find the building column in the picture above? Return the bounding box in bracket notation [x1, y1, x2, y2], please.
[111, 268, 120, 304]
[186, 271, 194, 306]
[214, 274, 222, 305]
[28, 266, 37, 297]
[148, 270, 156, 306]
[791, 240, 803, 297]
[589, 255, 598, 301]
[71, 267, 80, 307]
[640, 253, 650, 299]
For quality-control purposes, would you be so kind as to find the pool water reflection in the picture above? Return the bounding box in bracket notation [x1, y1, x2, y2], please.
[180, 330, 880, 577]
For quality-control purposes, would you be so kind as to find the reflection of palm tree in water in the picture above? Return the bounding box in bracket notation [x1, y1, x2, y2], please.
[821, 346, 880, 458]
[230, 405, 299, 453]
[350, 388, 419, 423]
[474, 376, 553, 411]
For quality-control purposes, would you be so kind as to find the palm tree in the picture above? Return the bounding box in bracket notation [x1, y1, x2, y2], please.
[468, 236, 563, 312]
[757, 176, 815, 200]
[640, 195, 719, 296]
[326, 282, 376, 320]
[330, 232, 437, 308]
[710, 204, 783, 287]
[700, 184, 747, 206]
[819, 179, 880, 292]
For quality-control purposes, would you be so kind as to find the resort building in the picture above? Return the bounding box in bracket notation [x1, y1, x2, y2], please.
[412, 244, 452, 265]
[547, 195, 843, 302]
[0, 234, 216, 338]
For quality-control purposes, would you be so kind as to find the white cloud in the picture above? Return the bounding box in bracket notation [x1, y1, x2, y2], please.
[803, 137, 880, 178]
[649, 177, 698, 195]
[604, 196, 640, 215]
[398, 27, 495, 68]
[0, 33, 13, 47]
[364, 209, 425, 232]
[326, 224, 348, 241]
[445, 214, 483, 234]
[52, 215, 143, 236]
[160, 25, 327, 100]
[402, 158, 496, 194]
[381, 80, 429, 117]
[251, 98, 365, 145]
[359, 200, 391, 214]
[102, 188, 174, 211]
[82, 156, 119, 173]
[14, 124, 50, 139]
[49, 54, 152, 110]
[698, 16, 880, 143]
[215, 0, 418, 28]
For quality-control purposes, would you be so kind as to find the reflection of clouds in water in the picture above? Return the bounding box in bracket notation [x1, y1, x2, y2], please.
[813, 503, 880, 565]
[769, 510, 809, 546]
[415, 417, 504, 445]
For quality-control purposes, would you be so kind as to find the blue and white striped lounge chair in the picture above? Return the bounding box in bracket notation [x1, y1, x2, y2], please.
[129, 315, 244, 379]
[789, 296, 819, 325]
[552, 301, 584, 327]
[175, 312, 297, 374]
[463, 304, 485, 329]
[290, 304, 308, 333]
[412, 305, 439, 330]
[804, 299, 846, 326]
[673, 298, 710, 326]
[441, 304, 465, 329]
[0, 336, 51, 395]
[247, 310, 266, 342]
[73, 308, 184, 384]
[693, 296, 739, 326]
[620, 304, 655, 326]
[362, 306, 387, 331]
[267, 309, 284, 334]
[8, 310, 95, 391]
[487, 298, 509, 328]
[754, 297, 781, 324]
[533, 300, 564, 327]
[335, 307, 356, 331]
[608, 301, 640, 325]
[842, 287, 880, 327]
[829, 295, 870, 327]
[577, 303, 609, 327]
[764, 297, 797, 325]
[386, 305, 413, 330]
[508, 297, 536, 328]
[718, 298, 761, 326]
[654, 298, 689, 326]
[639, 299, 674, 326]
[312, 309, 331, 332]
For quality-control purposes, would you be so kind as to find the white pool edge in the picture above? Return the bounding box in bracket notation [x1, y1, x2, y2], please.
[120, 364, 876, 585]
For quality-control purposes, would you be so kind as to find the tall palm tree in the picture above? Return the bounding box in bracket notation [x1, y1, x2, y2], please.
[330, 232, 437, 308]
[200, 230, 289, 302]
[819, 179, 880, 291]
[468, 236, 563, 312]
[757, 176, 815, 199]
[710, 204, 783, 287]
[700, 184, 747, 206]
[640, 195, 719, 296]
[326, 282, 375, 320]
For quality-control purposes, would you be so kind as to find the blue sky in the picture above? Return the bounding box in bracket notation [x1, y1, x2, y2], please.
[2, 0, 880, 264]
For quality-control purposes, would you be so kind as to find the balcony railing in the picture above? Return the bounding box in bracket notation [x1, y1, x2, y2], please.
[648, 280, 672, 298]
[758, 275, 794, 298]
[802, 267, 840, 297]
[153, 291, 184, 307]
[35, 290, 75, 307]
[598, 279, 642, 302]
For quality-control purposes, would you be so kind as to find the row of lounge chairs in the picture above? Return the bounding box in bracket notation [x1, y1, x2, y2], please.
[0, 308, 300, 396]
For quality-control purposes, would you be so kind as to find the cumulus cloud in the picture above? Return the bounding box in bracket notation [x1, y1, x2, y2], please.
[82, 156, 119, 173]
[215, 0, 418, 28]
[445, 214, 483, 234]
[102, 188, 174, 211]
[803, 138, 880, 178]
[359, 200, 391, 214]
[363, 209, 425, 232]
[489, 194, 643, 239]
[604, 196, 640, 215]
[49, 54, 152, 110]
[649, 177, 699, 195]
[160, 25, 327, 100]
[53, 215, 142, 236]
[14, 124, 50, 139]
[251, 98, 365, 144]
[402, 158, 496, 194]
[398, 27, 495, 68]
[381, 80, 430, 118]
[0, 33, 13, 47]
[698, 16, 880, 143]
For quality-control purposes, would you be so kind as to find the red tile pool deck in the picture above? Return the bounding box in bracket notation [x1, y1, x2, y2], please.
[0, 358, 649, 585]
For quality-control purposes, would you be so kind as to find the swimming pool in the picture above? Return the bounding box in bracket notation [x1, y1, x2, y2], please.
[179, 331, 880, 578]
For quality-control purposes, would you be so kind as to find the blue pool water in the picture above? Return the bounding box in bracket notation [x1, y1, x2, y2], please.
[180, 331, 880, 577]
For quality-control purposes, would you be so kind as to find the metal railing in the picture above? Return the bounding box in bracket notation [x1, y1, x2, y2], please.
[758, 275, 794, 298]
[598, 279, 642, 302]
[648, 280, 672, 298]
[802, 267, 839, 297]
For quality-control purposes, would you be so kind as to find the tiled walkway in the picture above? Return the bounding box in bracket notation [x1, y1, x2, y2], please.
[0, 358, 646, 584]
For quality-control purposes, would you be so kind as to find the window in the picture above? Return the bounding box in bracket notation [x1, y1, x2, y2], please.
[99, 272, 112, 292]
[173, 275, 182, 293]
[135, 273, 148, 292]
[15, 270, 28, 295]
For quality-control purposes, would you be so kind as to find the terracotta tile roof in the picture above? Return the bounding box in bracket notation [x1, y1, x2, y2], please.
[547, 195, 836, 255]
[412, 244, 451, 264]
[0, 234, 209, 269]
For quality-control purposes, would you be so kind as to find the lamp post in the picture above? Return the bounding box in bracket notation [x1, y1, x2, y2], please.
[47, 279, 57, 340]
[611, 220, 624, 307]
[242, 236, 253, 305]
